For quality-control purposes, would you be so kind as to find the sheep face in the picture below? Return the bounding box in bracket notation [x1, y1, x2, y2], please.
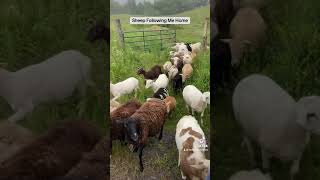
[145, 79, 154, 89]
[124, 118, 139, 143]
[202, 92, 210, 105]
[296, 96, 320, 135]
[137, 67, 145, 75]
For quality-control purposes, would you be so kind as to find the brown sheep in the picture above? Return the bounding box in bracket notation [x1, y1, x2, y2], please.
[182, 64, 193, 82]
[124, 98, 167, 172]
[63, 137, 109, 180]
[137, 65, 162, 80]
[164, 96, 177, 114]
[0, 120, 101, 180]
[110, 100, 142, 150]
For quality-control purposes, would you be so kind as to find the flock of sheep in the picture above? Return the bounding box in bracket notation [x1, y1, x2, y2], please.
[213, 0, 320, 180]
[110, 42, 210, 179]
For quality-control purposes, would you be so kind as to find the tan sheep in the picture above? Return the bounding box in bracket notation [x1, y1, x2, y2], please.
[182, 64, 193, 82]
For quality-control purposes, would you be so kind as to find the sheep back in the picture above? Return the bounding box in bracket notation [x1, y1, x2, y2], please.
[0, 120, 101, 179]
[131, 99, 167, 143]
[64, 137, 108, 180]
[110, 100, 142, 141]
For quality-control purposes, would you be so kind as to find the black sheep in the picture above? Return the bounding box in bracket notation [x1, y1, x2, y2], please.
[211, 35, 232, 95]
[137, 65, 162, 80]
[185, 43, 192, 52]
[87, 18, 109, 43]
[153, 88, 169, 100]
[172, 74, 183, 94]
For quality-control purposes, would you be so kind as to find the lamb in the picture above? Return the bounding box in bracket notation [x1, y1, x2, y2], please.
[168, 65, 179, 80]
[183, 85, 210, 125]
[164, 96, 176, 114]
[175, 115, 210, 180]
[182, 64, 193, 82]
[213, 0, 236, 38]
[163, 61, 173, 74]
[110, 100, 142, 149]
[177, 44, 189, 56]
[224, 7, 266, 66]
[229, 170, 272, 180]
[233, 74, 320, 180]
[137, 65, 162, 80]
[110, 77, 139, 101]
[110, 99, 121, 113]
[0, 121, 35, 164]
[211, 35, 232, 92]
[0, 120, 101, 179]
[124, 98, 168, 172]
[62, 137, 108, 180]
[145, 74, 169, 93]
[172, 74, 183, 94]
[0, 50, 91, 123]
[153, 88, 169, 100]
[183, 53, 193, 64]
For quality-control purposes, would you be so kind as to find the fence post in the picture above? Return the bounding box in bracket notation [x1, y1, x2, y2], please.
[160, 30, 163, 50]
[202, 17, 209, 50]
[143, 30, 146, 51]
[115, 19, 125, 49]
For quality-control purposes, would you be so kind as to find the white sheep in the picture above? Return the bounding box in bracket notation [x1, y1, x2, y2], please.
[0, 50, 91, 123]
[110, 77, 139, 101]
[223, 7, 266, 66]
[145, 74, 169, 93]
[229, 170, 272, 180]
[182, 53, 193, 64]
[175, 115, 210, 180]
[171, 42, 185, 51]
[233, 74, 320, 180]
[191, 42, 202, 54]
[183, 85, 210, 126]
[177, 44, 189, 56]
[168, 65, 178, 80]
[163, 61, 173, 74]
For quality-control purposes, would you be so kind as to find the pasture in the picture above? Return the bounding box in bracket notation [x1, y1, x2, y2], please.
[213, 0, 320, 179]
[110, 6, 210, 179]
[0, 0, 108, 134]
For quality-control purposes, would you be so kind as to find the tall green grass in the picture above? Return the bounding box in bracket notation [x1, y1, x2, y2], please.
[0, 0, 108, 134]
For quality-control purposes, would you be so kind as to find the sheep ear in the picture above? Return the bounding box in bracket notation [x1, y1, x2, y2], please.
[296, 97, 320, 134]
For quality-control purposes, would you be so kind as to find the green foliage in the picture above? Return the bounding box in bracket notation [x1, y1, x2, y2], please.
[0, 0, 108, 134]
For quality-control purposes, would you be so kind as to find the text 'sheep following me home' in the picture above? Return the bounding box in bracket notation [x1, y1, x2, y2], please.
[130, 17, 190, 24]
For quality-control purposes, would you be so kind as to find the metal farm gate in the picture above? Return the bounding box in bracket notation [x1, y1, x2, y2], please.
[123, 29, 176, 51]
[115, 19, 176, 51]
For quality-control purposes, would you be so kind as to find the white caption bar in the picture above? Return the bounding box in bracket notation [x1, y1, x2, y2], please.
[130, 17, 190, 24]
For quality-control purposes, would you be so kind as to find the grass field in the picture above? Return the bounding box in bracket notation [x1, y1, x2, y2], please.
[110, 6, 210, 179]
[213, 0, 320, 179]
[0, 0, 108, 134]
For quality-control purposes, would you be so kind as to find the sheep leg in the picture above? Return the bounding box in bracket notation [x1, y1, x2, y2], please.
[261, 149, 270, 171]
[200, 109, 205, 126]
[158, 124, 164, 140]
[138, 144, 145, 172]
[111, 96, 119, 102]
[181, 170, 187, 180]
[243, 137, 257, 168]
[290, 154, 302, 180]
[7, 104, 34, 123]
[178, 151, 181, 167]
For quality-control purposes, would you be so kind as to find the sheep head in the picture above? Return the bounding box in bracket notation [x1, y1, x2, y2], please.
[124, 118, 139, 144]
[87, 17, 108, 42]
[145, 79, 154, 89]
[296, 96, 320, 135]
[137, 67, 145, 75]
[202, 92, 210, 105]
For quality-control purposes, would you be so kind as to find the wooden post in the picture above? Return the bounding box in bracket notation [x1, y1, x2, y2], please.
[143, 31, 146, 51]
[160, 30, 163, 50]
[115, 19, 125, 48]
[202, 17, 209, 50]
